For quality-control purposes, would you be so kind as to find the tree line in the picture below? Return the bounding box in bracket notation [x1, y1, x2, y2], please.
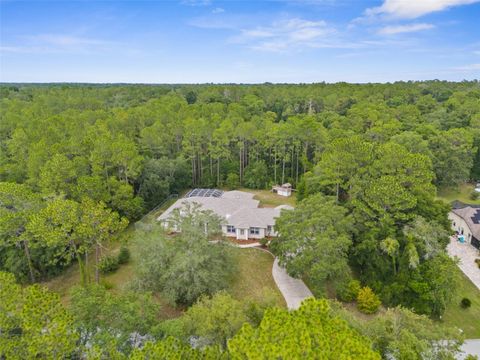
[1, 81, 478, 281]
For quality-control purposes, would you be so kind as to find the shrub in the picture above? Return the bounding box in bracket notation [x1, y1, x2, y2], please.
[118, 246, 130, 265]
[357, 286, 381, 314]
[461, 297, 472, 309]
[337, 280, 361, 302]
[475, 259, 480, 269]
[98, 255, 120, 274]
[226, 173, 240, 189]
[470, 190, 480, 201]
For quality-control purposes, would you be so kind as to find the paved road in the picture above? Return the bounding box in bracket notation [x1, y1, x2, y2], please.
[447, 237, 480, 290]
[272, 258, 313, 310]
[459, 339, 480, 359]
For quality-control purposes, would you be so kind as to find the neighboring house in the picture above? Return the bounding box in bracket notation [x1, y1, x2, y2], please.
[158, 189, 293, 240]
[272, 183, 292, 197]
[449, 205, 480, 249]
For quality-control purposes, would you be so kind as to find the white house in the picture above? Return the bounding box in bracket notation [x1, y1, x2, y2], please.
[449, 205, 480, 249]
[272, 183, 292, 197]
[158, 190, 293, 241]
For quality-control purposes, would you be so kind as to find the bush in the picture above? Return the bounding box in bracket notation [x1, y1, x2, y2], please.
[118, 246, 130, 265]
[475, 259, 480, 269]
[98, 255, 120, 274]
[337, 280, 361, 302]
[243, 160, 269, 189]
[470, 190, 480, 200]
[226, 173, 240, 189]
[357, 286, 381, 314]
[461, 297, 472, 309]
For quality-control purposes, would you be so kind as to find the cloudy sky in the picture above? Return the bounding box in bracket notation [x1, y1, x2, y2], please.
[1, 0, 479, 83]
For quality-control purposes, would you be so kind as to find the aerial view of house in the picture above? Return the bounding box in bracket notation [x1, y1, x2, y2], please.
[158, 189, 293, 240]
[449, 204, 480, 249]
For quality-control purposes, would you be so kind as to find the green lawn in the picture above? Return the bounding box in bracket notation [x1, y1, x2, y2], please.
[238, 188, 297, 208]
[228, 247, 285, 307]
[437, 183, 480, 205]
[442, 267, 480, 338]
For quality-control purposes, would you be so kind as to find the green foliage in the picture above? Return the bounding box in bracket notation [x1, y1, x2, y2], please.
[243, 160, 269, 189]
[98, 254, 120, 274]
[337, 279, 361, 302]
[0, 271, 79, 359]
[357, 287, 381, 314]
[135, 206, 234, 306]
[471, 190, 480, 200]
[225, 172, 240, 189]
[129, 337, 223, 360]
[349, 306, 464, 359]
[183, 291, 248, 348]
[1, 82, 478, 334]
[271, 193, 352, 289]
[461, 297, 472, 309]
[70, 284, 160, 355]
[118, 246, 130, 265]
[227, 298, 381, 359]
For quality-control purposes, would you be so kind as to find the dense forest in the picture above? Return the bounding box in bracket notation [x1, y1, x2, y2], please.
[0, 81, 479, 358]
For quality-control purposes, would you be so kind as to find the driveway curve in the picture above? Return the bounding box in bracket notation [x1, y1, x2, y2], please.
[272, 257, 313, 310]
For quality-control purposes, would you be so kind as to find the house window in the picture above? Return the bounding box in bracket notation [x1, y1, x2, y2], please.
[249, 227, 260, 235]
[227, 225, 236, 233]
[267, 225, 273, 232]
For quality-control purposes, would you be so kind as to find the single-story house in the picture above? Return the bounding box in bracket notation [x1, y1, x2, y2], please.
[449, 205, 480, 249]
[158, 190, 293, 240]
[272, 183, 292, 197]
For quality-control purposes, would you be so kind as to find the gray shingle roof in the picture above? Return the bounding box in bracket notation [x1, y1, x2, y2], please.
[452, 206, 480, 239]
[158, 191, 293, 229]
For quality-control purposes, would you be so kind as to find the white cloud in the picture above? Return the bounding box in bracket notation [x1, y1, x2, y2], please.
[378, 23, 434, 35]
[365, 0, 480, 19]
[25, 34, 109, 47]
[181, 0, 212, 6]
[232, 18, 336, 52]
[453, 63, 480, 71]
[212, 7, 225, 14]
[1, 34, 115, 54]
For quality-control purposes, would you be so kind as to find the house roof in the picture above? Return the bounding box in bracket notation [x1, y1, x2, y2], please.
[158, 190, 292, 229]
[227, 205, 293, 228]
[452, 206, 480, 239]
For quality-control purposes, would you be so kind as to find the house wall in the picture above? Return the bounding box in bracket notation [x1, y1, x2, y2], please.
[278, 189, 291, 197]
[248, 227, 266, 239]
[449, 212, 474, 244]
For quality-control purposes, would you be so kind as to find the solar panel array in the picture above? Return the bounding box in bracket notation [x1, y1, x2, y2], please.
[472, 209, 480, 224]
[185, 188, 224, 198]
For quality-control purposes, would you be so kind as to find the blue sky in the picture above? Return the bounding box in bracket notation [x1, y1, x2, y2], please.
[1, 0, 479, 83]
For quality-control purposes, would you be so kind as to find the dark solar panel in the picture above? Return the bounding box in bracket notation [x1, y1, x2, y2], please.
[472, 210, 480, 224]
[185, 188, 224, 198]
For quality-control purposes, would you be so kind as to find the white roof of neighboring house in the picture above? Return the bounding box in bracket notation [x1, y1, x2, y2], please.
[158, 190, 293, 229]
[452, 206, 480, 239]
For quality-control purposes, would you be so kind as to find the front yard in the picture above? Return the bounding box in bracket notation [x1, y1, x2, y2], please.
[442, 267, 480, 338]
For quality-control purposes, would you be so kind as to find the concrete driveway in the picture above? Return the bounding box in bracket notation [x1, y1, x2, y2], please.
[447, 237, 480, 290]
[459, 339, 480, 359]
[272, 258, 313, 310]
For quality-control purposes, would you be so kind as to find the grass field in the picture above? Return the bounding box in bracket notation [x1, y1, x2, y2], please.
[228, 247, 285, 307]
[238, 188, 297, 207]
[442, 267, 480, 338]
[437, 183, 480, 205]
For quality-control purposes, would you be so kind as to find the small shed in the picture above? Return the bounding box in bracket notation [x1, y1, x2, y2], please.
[272, 183, 292, 197]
